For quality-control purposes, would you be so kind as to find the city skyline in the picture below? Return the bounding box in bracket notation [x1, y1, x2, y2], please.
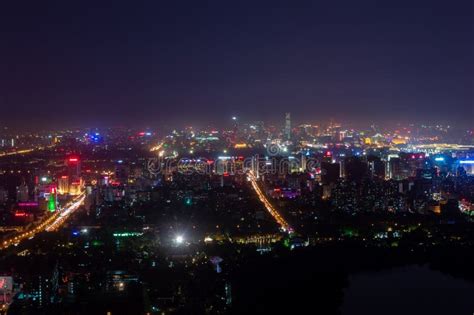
[0, 2, 473, 314]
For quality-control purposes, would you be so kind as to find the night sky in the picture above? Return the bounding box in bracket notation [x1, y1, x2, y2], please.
[1, 1, 472, 129]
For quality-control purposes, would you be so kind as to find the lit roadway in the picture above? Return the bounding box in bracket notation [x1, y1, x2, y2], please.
[150, 141, 164, 152]
[45, 193, 86, 231]
[0, 148, 35, 157]
[0, 193, 86, 250]
[247, 170, 292, 233]
[0, 145, 54, 158]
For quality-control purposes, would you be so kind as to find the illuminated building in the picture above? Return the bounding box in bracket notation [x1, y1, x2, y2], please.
[401, 152, 426, 177]
[388, 158, 405, 180]
[301, 154, 307, 171]
[458, 160, 474, 175]
[48, 188, 57, 212]
[106, 271, 138, 292]
[67, 157, 81, 179]
[57, 176, 69, 195]
[234, 143, 248, 149]
[16, 181, 29, 202]
[0, 276, 13, 305]
[19, 260, 59, 308]
[392, 138, 407, 145]
[284, 112, 291, 140]
[215, 156, 234, 175]
[0, 187, 8, 203]
[61, 157, 83, 196]
[367, 156, 386, 179]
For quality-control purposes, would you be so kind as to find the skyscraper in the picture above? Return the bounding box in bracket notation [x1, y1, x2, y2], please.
[284, 113, 291, 140]
[66, 157, 82, 196]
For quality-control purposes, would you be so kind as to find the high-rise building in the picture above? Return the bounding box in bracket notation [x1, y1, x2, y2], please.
[16, 182, 29, 202]
[367, 156, 386, 179]
[67, 157, 81, 179]
[321, 162, 340, 185]
[284, 113, 291, 140]
[65, 157, 83, 196]
[0, 187, 8, 203]
[344, 156, 369, 182]
[57, 176, 69, 195]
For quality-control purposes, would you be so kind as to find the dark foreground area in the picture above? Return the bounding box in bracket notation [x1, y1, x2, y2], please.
[7, 244, 472, 315]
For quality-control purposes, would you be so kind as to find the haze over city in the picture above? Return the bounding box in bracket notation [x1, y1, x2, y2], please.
[0, 1, 473, 315]
[1, 0, 473, 128]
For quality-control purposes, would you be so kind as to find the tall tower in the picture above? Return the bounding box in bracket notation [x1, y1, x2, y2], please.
[66, 156, 82, 196]
[284, 113, 291, 140]
[67, 157, 81, 179]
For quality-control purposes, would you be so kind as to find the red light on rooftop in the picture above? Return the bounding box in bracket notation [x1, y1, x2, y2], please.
[14, 211, 28, 217]
[69, 158, 79, 162]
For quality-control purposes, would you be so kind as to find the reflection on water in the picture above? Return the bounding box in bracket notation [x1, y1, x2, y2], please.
[341, 265, 474, 315]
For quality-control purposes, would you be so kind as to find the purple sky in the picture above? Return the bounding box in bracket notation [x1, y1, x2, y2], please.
[0, 0, 472, 129]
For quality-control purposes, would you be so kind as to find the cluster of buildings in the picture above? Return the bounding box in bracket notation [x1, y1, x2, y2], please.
[0, 118, 472, 313]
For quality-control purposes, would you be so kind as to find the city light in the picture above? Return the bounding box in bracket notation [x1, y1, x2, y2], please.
[175, 235, 184, 244]
[247, 170, 292, 233]
[0, 2, 472, 312]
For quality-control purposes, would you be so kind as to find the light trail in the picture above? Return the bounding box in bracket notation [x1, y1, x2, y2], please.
[247, 171, 292, 233]
[0, 145, 54, 158]
[0, 148, 35, 157]
[150, 141, 164, 152]
[0, 193, 85, 250]
[0, 212, 60, 250]
[45, 193, 86, 231]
